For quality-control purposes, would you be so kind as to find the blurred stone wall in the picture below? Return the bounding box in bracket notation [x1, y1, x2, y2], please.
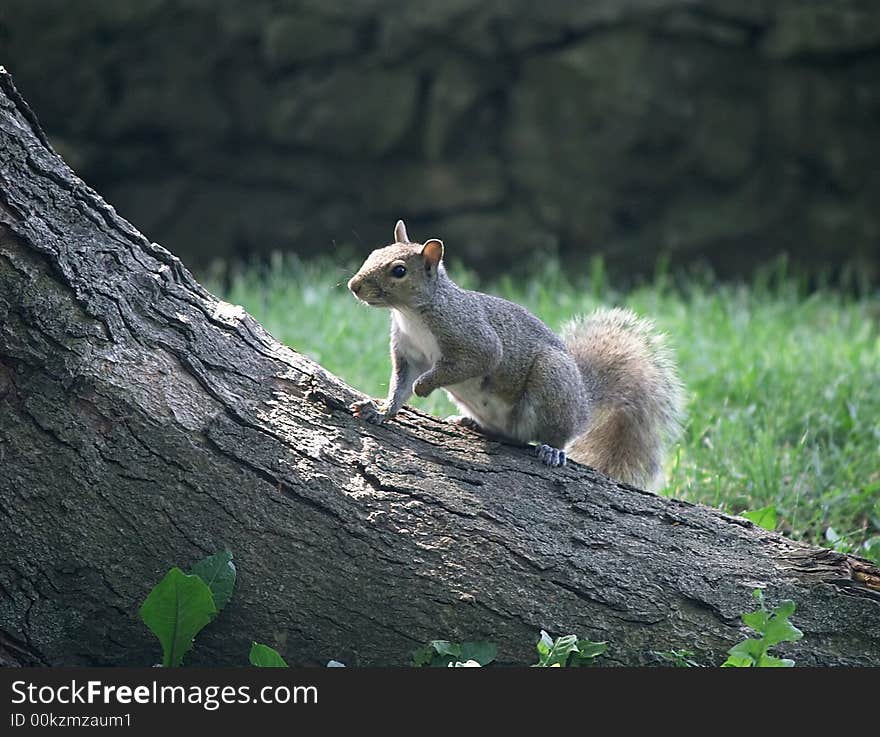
[1, 0, 878, 279]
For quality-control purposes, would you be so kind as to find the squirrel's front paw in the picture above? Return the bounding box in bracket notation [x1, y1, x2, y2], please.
[536, 444, 567, 467]
[351, 399, 387, 424]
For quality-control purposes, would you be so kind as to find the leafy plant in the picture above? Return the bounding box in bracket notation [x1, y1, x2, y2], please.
[136, 550, 810, 669]
[249, 642, 289, 667]
[722, 589, 803, 667]
[191, 550, 236, 610]
[412, 640, 498, 667]
[139, 568, 217, 667]
[139, 550, 236, 667]
[534, 631, 607, 667]
[741, 505, 777, 531]
[651, 649, 700, 667]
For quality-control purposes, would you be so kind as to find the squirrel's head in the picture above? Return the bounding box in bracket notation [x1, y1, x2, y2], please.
[347, 220, 445, 308]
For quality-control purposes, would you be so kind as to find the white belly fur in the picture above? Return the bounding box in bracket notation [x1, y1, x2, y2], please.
[445, 378, 514, 436]
[392, 308, 516, 434]
[392, 308, 441, 365]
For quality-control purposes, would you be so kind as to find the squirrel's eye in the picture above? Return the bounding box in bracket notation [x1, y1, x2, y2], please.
[391, 264, 407, 278]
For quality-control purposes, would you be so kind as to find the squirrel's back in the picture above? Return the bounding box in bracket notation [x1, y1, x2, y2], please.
[561, 308, 684, 491]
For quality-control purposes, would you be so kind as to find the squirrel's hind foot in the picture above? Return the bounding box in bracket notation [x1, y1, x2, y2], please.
[447, 415, 484, 433]
[351, 399, 386, 424]
[536, 444, 567, 467]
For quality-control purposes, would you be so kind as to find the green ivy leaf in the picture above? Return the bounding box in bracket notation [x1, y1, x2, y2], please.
[741, 505, 777, 531]
[573, 640, 607, 661]
[742, 610, 770, 632]
[190, 550, 236, 612]
[460, 641, 497, 666]
[724, 593, 802, 667]
[652, 649, 699, 667]
[727, 638, 764, 663]
[535, 633, 581, 667]
[536, 630, 554, 660]
[249, 642, 288, 667]
[721, 654, 754, 668]
[772, 599, 797, 620]
[761, 616, 803, 648]
[140, 567, 217, 667]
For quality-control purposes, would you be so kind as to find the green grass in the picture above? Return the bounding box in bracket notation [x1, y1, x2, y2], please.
[206, 254, 880, 561]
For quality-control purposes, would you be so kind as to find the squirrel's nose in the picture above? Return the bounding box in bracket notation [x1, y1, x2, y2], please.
[347, 276, 362, 296]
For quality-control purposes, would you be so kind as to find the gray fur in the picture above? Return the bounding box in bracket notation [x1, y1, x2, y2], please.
[348, 221, 685, 488]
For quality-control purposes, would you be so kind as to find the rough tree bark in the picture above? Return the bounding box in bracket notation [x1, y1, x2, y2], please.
[0, 69, 878, 668]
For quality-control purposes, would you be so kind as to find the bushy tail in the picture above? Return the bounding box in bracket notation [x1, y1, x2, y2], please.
[561, 307, 685, 491]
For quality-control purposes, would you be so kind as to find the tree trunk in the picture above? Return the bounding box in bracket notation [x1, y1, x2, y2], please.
[0, 69, 878, 668]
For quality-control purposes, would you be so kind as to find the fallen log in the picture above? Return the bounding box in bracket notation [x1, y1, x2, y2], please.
[0, 69, 878, 667]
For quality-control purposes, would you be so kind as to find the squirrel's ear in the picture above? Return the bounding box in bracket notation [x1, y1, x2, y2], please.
[394, 220, 410, 244]
[421, 239, 444, 270]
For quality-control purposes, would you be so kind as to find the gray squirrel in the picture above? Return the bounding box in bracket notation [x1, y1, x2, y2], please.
[347, 220, 685, 491]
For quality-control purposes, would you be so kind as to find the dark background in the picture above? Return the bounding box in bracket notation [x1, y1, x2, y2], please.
[1, 0, 878, 281]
